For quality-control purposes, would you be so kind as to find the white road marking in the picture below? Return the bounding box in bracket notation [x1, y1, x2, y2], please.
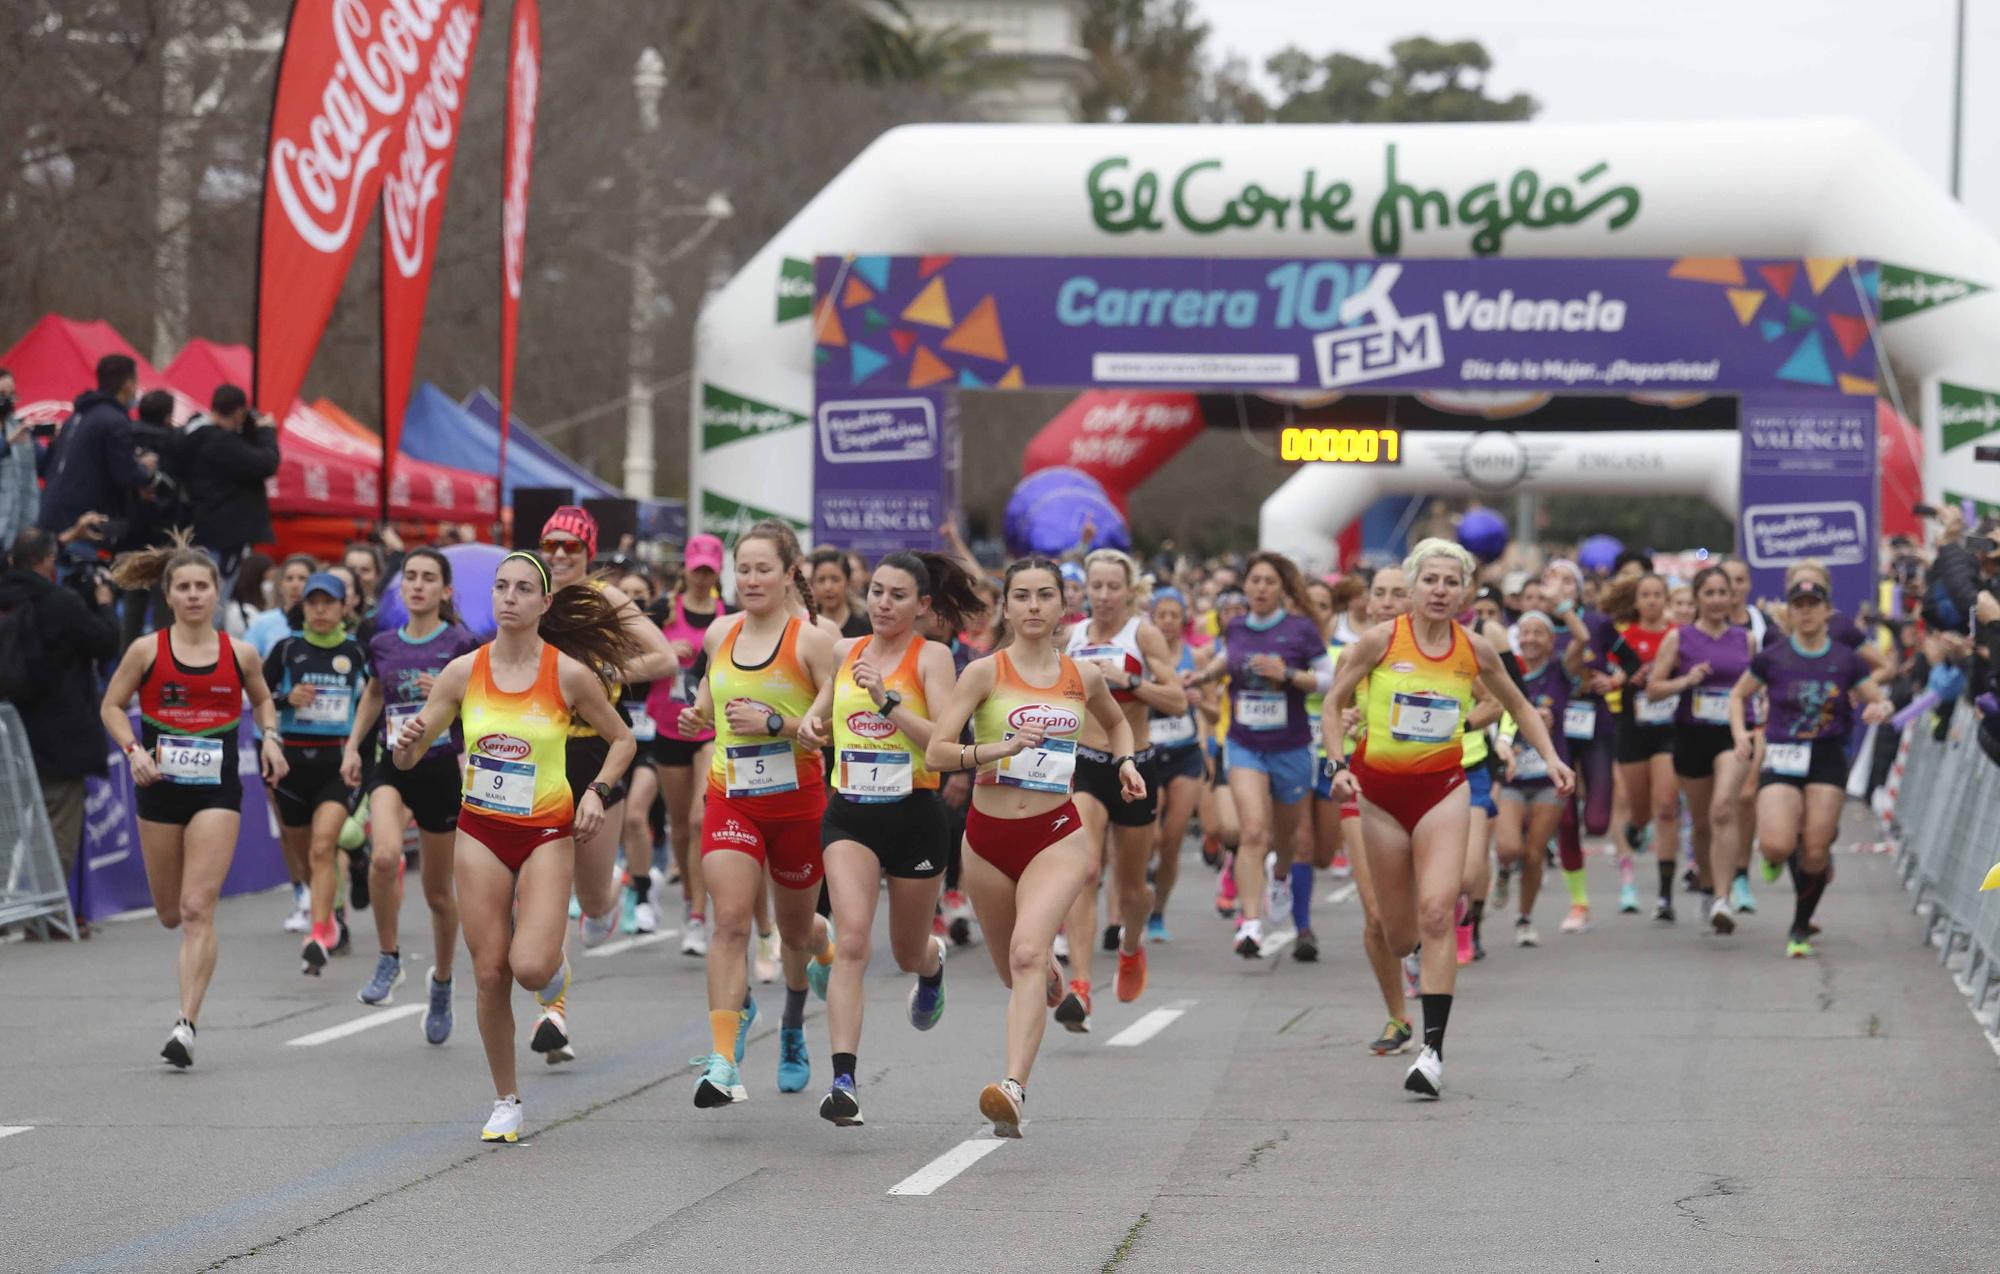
[887, 1137, 1007, 1196]
[583, 930, 679, 959]
[1324, 883, 1358, 905]
[285, 1004, 426, 1046]
[1258, 932, 1295, 960]
[1106, 1007, 1187, 1047]
[0, 1126, 32, 1140]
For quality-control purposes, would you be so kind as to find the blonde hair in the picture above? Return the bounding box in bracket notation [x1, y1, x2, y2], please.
[1083, 547, 1152, 607]
[1403, 537, 1476, 589]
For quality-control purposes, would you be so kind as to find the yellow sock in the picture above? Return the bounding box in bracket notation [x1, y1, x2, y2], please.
[710, 1010, 739, 1060]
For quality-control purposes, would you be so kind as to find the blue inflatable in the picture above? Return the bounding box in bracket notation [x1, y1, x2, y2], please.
[373, 541, 511, 640]
[1577, 534, 1625, 576]
[1456, 508, 1509, 564]
[1004, 467, 1131, 557]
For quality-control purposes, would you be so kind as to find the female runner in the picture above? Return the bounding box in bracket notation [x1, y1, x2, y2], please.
[1729, 576, 1891, 958]
[611, 565, 665, 932]
[1144, 588, 1208, 943]
[535, 507, 675, 1062]
[1290, 576, 1345, 962]
[677, 521, 837, 1107]
[1328, 539, 1572, 1098]
[264, 572, 371, 973]
[1646, 566, 1757, 934]
[101, 536, 287, 1068]
[1598, 571, 1682, 920]
[1192, 555, 1328, 959]
[1199, 589, 1245, 918]
[1349, 566, 1419, 1055]
[342, 549, 480, 1031]
[797, 551, 980, 1125]
[925, 557, 1144, 1137]
[649, 533, 726, 955]
[1058, 549, 1186, 1022]
[1541, 561, 1618, 907]
[1718, 556, 1768, 913]
[1492, 609, 1589, 945]
[391, 550, 637, 1142]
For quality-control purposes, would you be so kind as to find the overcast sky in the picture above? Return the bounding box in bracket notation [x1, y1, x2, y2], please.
[1198, 0, 2000, 237]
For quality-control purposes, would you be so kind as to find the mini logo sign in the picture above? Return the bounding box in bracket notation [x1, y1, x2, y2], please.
[477, 733, 531, 761]
[1009, 705, 1081, 734]
[845, 711, 897, 739]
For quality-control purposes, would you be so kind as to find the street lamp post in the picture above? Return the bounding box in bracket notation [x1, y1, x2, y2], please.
[623, 48, 667, 498]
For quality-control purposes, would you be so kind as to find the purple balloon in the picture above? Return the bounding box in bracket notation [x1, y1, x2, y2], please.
[374, 541, 510, 640]
[1891, 690, 1940, 733]
[1004, 468, 1129, 557]
[1577, 534, 1625, 575]
[1457, 508, 1509, 564]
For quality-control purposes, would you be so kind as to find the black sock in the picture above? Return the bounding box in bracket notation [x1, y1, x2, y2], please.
[1792, 867, 1829, 937]
[381, 947, 398, 959]
[1469, 898, 1485, 942]
[1734, 867, 1749, 884]
[176, 1016, 195, 1033]
[783, 986, 808, 1030]
[1420, 993, 1452, 1057]
[1658, 859, 1676, 900]
[632, 874, 652, 904]
[919, 961, 943, 987]
[833, 1051, 856, 1084]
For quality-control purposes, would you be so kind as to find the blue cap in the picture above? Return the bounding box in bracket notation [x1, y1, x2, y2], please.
[1061, 562, 1085, 584]
[304, 571, 347, 602]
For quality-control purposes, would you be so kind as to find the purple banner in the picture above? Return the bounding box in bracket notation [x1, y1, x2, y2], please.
[76, 716, 289, 923]
[812, 390, 955, 557]
[1737, 395, 1878, 609]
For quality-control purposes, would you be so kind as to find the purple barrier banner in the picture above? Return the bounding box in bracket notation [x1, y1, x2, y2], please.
[1737, 394, 1878, 609]
[76, 716, 289, 923]
[812, 389, 955, 557]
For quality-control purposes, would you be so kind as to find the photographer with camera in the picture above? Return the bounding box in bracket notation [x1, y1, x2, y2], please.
[37, 355, 151, 576]
[180, 382, 278, 603]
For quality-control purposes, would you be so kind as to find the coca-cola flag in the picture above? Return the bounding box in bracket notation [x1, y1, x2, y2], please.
[380, 0, 485, 515]
[256, 0, 460, 418]
[498, 0, 540, 492]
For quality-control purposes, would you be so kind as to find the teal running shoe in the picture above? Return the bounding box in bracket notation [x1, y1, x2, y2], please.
[1731, 874, 1757, 913]
[777, 1026, 810, 1092]
[1145, 914, 1170, 943]
[693, 1054, 741, 1108]
[806, 920, 835, 1000]
[1618, 883, 1640, 914]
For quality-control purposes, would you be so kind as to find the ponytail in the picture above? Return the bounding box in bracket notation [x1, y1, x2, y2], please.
[739, 517, 817, 625]
[541, 582, 648, 671]
[877, 549, 983, 633]
[109, 529, 215, 593]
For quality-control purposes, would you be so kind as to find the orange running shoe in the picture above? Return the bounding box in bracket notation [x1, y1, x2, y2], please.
[1115, 946, 1147, 1002]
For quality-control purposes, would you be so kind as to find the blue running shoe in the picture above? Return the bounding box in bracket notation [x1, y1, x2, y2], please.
[693, 1054, 741, 1108]
[734, 995, 757, 1065]
[777, 1026, 810, 1092]
[1731, 874, 1757, 913]
[1145, 914, 1170, 943]
[619, 884, 637, 935]
[357, 952, 404, 1005]
[820, 1075, 863, 1127]
[908, 935, 946, 1031]
[424, 975, 453, 1045]
[1618, 883, 1640, 914]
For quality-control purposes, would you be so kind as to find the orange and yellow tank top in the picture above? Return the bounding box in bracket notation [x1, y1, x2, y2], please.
[461, 643, 574, 825]
[707, 616, 825, 803]
[1357, 615, 1480, 776]
[831, 635, 936, 800]
[972, 649, 1088, 793]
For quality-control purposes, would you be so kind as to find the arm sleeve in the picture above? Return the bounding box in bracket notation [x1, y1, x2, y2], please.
[209, 426, 282, 482]
[1310, 652, 1334, 694]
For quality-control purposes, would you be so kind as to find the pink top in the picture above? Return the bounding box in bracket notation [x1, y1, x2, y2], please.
[649, 594, 724, 743]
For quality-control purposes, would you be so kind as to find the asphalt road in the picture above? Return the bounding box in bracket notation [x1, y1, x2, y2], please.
[6, 804, 1999, 1274]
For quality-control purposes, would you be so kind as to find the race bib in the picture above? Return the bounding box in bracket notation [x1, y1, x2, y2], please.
[294, 686, 352, 728]
[1236, 691, 1288, 732]
[627, 707, 658, 742]
[725, 741, 799, 798]
[1692, 688, 1732, 725]
[836, 748, 913, 802]
[1074, 644, 1130, 681]
[466, 754, 536, 816]
[1390, 692, 1459, 744]
[157, 735, 224, 786]
[1765, 741, 1811, 778]
[1149, 713, 1198, 748]
[1563, 703, 1597, 740]
[1635, 692, 1678, 726]
[1512, 745, 1549, 781]
[997, 735, 1078, 794]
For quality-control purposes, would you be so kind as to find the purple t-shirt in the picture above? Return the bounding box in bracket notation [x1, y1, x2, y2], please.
[1508, 657, 1571, 783]
[367, 621, 482, 753]
[1223, 611, 1325, 752]
[1748, 637, 1871, 742]
[1674, 622, 1756, 729]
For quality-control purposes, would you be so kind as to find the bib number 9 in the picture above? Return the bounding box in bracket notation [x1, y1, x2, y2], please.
[465, 754, 536, 816]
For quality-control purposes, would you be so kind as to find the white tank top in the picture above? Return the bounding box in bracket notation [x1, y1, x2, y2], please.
[1066, 613, 1145, 703]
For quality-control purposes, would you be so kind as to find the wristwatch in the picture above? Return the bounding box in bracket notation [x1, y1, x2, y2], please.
[1125, 673, 1141, 692]
[587, 780, 613, 803]
[765, 710, 785, 736]
[877, 690, 902, 716]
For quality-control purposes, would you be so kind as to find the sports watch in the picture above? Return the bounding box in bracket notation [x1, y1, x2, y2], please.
[877, 690, 903, 717]
[587, 781, 613, 803]
[765, 710, 785, 736]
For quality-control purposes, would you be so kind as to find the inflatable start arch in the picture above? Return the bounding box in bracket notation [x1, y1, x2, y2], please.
[693, 120, 2000, 597]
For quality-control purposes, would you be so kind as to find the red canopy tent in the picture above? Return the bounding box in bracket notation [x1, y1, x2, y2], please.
[1, 315, 197, 424]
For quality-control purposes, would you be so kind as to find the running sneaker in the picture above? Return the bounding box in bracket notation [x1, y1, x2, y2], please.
[1404, 1045, 1444, 1099]
[1145, 913, 1171, 943]
[979, 1078, 1025, 1139]
[1560, 904, 1591, 935]
[283, 885, 310, 933]
[681, 916, 709, 956]
[531, 1009, 574, 1064]
[358, 952, 405, 1005]
[632, 900, 659, 935]
[161, 1018, 194, 1069]
[424, 976, 453, 1045]
[754, 930, 781, 984]
[1786, 936, 1815, 959]
[619, 882, 638, 934]
[1708, 897, 1737, 935]
[1369, 1018, 1413, 1056]
[1215, 859, 1238, 918]
[1490, 867, 1511, 911]
[909, 935, 947, 1030]
[1624, 822, 1651, 853]
[1654, 898, 1676, 924]
[1292, 927, 1320, 963]
[1515, 918, 1540, 947]
[694, 1054, 742, 1108]
[1234, 919, 1263, 959]
[1101, 923, 1121, 953]
[1731, 874, 1757, 914]
[332, 910, 351, 955]
[777, 1027, 810, 1092]
[1052, 931, 1070, 965]
[734, 996, 758, 1064]
[1200, 831, 1222, 868]
[1760, 856, 1783, 884]
[1402, 950, 1422, 997]
[942, 889, 975, 946]
[1455, 920, 1474, 966]
[1114, 945, 1147, 1003]
[481, 1095, 523, 1142]
[1330, 852, 1352, 880]
[820, 1075, 864, 1127]
[1045, 958, 1064, 1009]
[806, 920, 834, 1000]
[1054, 982, 1092, 1033]
[579, 907, 618, 950]
[1267, 875, 1292, 926]
[1618, 883, 1641, 914]
[301, 934, 329, 976]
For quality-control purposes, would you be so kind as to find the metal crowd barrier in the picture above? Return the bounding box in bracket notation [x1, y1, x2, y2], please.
[1887, 713, 2000, 1015]
[0, 703, 81, 938]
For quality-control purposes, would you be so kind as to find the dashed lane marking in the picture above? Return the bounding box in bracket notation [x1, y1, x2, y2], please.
[0, 1126, 32, 1140]
[1106, 1006, 1188, 1047]
[285, 1004, 426, 1046]
[583, 930, 680, 959]
[887, 1137, 1008, 1196]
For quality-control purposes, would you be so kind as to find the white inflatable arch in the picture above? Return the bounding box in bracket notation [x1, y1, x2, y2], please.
[693, 119, 2000, 554]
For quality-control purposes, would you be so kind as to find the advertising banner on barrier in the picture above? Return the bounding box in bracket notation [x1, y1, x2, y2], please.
[256, 0, 458, 417]
[380, 0, 485, 517]
[1737, 394, 1878, 607]
[498, 0, 540, 492]
[811, 391, 956, 555]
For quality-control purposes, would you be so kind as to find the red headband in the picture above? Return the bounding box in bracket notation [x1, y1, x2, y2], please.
[540, 505, 598, 560]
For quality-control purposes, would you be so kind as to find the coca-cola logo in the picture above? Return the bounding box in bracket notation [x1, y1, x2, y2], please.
[476, 732, 530, 761]
[271, 0, 449, 255]
[1008, 705, 1081, 734]
[384, 3, 479, 278]
[845, 711, 897, 740]
[501, 18, 539, 300]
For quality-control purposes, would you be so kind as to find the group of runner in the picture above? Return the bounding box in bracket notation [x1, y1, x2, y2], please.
[98, 509, 1891, 1135]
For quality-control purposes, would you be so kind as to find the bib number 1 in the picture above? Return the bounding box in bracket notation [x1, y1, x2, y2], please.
[836, 748, 913, 802]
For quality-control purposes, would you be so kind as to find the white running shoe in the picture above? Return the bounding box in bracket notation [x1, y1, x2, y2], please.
[1404, 1046, 1443, 1099]
[1708, 896, 1737, 935]
[754, 931, 780, 984]
[481, 1095, 523, 1143]
[161, 1019, 195, 1069]
[579, 907, 618, 949]
[979, 1078, 1025, 1139]
[681, 916, 709, 956]
[1514, 919, 1540, 948]
[283, 886, 310, 933]
[633, 901, 660, 934]
[531, 1009, 575, 1065]
[1402, 951, 1422, 997]
[1052, 931, 1070, 963]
